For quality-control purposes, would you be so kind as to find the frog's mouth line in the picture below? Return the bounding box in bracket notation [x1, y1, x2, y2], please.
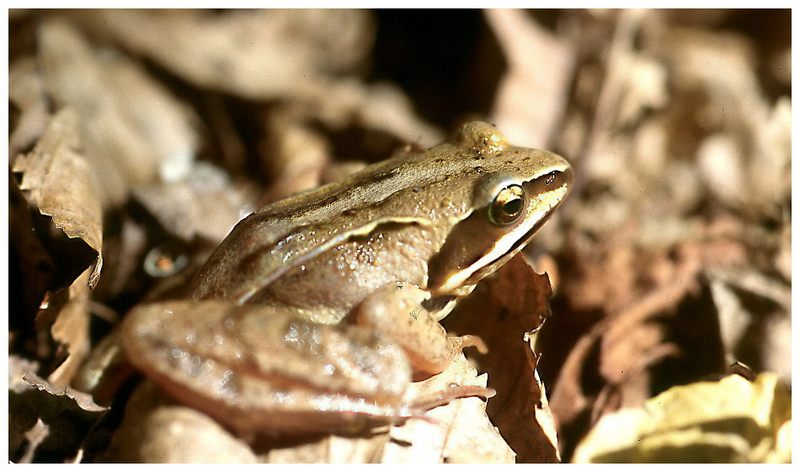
[431, 181, 570, 295]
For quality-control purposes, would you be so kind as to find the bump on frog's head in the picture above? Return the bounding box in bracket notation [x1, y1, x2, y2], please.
[426, 152, 573, 296]
[453, 121, 508, 156]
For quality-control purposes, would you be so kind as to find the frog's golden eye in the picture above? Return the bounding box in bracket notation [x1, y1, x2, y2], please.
[489, 184, 526, 225]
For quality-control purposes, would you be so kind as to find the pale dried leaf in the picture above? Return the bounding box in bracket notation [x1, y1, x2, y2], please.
[709, 276, 751, 363]
[261, 434, 386, 464]
[644, 23, 789, 217]
[259, 107, 331, 203]
[649, 25, 758, 103]
[305, 79, 444, 147]
[133, 162, 256, 243]
[573, 373, 791, 463]
[616, 54, 669, 126]
[486, 9, 576, 148]
[707, 268, 790, 382]
[23, 371, 108, 414]
[46, 268, 93, 387]
[101, 51, 200, 183]
[19, 419, 50, 463]
[774, 224, 790, 281]
[9, 57, 50, 158]
[9, 355, 40, 394]
[103, 381, 257, 463]
[697, 134, 745, 208]
[38, 19, 198, 207]
[12, 108, 103, 287]
[69, 10, 442, 148]
[761, 312, 791, 384]
[749, 97, 791, 212]
[381, 355, 514, 463]
[68, 10, 374, 100]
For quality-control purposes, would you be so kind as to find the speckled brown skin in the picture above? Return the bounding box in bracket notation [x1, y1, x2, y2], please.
[189, 121, 572, 325]
[122, 121, 572, 434]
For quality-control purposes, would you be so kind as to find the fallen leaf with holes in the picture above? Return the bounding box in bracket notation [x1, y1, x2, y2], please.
[380, 355, 514, 463]
[260, 354, 513, 464]
[573, 373, 791, 463]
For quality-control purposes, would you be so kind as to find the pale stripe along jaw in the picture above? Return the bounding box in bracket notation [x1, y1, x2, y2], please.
[427, 158, 573, 296]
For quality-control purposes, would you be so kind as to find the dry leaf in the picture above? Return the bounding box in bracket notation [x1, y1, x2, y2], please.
[133, 162, 256, 244]
[12, 108, 103, 288]
[9, 57, 50, 158]
[45, 268, 93, 387]
[444, 254, 560, 462]
[67, 10, 374, 100]
[258, 106, 331, 203]
[381, 355, 514, 463]
[707, 268, 791, 384]
[266, 356, 513, 463]
[102, 381, 257, 463]
[21, 371, 108, 414]
[645, 24, 790, 218]
[486, 9, 577, 148]
[8, 9, 791, 465]
[546, 244, 728, 456]
[9, 359, 107, 462]
[9, 176, 56, 326]
[62, 10, 442, 146]
[573, 373, 791, 463]
[299, 78, 444, 147]
[38, 19, 198, 207]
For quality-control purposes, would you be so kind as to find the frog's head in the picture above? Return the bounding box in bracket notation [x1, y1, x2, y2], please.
[426, 121, 573, 296]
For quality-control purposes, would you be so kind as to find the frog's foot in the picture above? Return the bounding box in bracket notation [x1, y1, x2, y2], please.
[410, 334, 488, 381]
[354, 283, 491, 380]
[410, 384, 497, 412]
[449, 334, 488, 355]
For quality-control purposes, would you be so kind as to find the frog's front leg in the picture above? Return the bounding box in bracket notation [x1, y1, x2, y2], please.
[352, 283, 488, 380]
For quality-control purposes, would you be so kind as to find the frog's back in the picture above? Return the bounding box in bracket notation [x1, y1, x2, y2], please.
[189, 144, 473, 303]
[189, 121, 568, 306]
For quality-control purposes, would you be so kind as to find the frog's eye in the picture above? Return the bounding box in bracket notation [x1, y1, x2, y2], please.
[489, 184, 526, 226]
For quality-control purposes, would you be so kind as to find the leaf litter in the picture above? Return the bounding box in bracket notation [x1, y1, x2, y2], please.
[7, 9, 790, 463]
